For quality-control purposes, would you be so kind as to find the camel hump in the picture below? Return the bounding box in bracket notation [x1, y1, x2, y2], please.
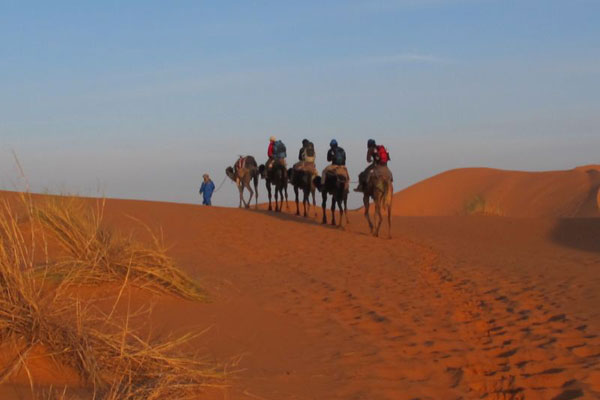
[244, 156, 258, 168]
[235, 156, 258, 173]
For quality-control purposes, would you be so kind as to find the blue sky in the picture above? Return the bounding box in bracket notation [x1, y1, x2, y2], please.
[1, 0, 599, 207]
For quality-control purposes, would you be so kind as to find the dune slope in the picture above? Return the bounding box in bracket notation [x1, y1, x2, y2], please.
[0, 191, 599, 399]
[392, 165, 600, 217]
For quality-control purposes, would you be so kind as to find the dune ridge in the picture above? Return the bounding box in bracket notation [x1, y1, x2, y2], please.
[391, 165, 600, 217]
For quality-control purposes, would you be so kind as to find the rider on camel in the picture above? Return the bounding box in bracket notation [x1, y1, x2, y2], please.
[355, 139, 392, 192]
[321, 139, 349, 188]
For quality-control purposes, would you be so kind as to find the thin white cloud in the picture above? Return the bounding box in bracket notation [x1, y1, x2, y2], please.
[351, 0, 483, 11]
[362, 53, 452, 65]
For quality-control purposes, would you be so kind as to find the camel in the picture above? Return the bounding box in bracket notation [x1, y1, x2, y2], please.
[288, 165, 317, 217]
[362, 165, 393, 238]
[258, 160, 289, 212]
[225, 156, 259, 209]
[314, 169, 349, 226]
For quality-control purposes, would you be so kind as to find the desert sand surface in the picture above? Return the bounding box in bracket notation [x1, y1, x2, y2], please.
[1, 188, 599, 400]
[392, 165, 600, 217]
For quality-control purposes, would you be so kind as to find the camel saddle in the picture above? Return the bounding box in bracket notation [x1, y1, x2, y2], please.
[323, 165, 350, 191]
[369, 165, 393, 183]
[236, 156, 247, 171]
[293, 161, 317, 175]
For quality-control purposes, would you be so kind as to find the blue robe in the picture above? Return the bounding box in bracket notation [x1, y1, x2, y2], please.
[199, 180, 215, 205]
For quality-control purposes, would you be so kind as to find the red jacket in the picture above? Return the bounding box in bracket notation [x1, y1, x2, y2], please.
[268, 142, 274, 158]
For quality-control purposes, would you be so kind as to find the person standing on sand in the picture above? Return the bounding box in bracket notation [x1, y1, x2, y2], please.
[199, 174, 215, 206]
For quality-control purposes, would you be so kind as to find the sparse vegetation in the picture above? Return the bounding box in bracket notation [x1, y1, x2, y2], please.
[464, 195, 504, 216]
[34, 196, 206, 301]
[0, 195, 222, 399]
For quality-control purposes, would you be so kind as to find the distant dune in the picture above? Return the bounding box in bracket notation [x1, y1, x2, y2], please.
[392, 165, 600, 217]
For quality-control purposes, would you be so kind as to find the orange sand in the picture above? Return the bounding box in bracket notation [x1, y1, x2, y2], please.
[0, 167, 599, 399]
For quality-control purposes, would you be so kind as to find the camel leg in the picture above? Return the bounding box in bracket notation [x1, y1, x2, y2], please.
[321, 192, 328, 225]
[275, 187, 280, 212]
[303, 188, 309, 217]
[279, 188, 284, 212]
[267, 182, 272, 211]
[255, 183, 259, 209]
[337, 196, 344, 227]
[254, 174, 259, 209]
[241, 181, 249, 208]
[246, 182, 254, 209]
[344, 193, 350, 224]
[374, 194, 383, 237]
[331, 196, 336, 226]
[294, 185, 300, 216]
[311, 188, 317, 218]
[238, 185, 244, 208]
[285, 186, 290, 210]
[387, 202, 392, 239]
[363, 194, 373, 233]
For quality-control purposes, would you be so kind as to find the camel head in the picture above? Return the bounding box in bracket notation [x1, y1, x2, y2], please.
[225, 166, 236, 182]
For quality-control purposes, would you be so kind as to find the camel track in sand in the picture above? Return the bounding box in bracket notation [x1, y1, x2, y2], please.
[1, 194, 598, 399]
[391, 235, 600, 400]
[222, 211, 600, 399]
[156, 205, 600, 400]
[245, 223, 599, 398]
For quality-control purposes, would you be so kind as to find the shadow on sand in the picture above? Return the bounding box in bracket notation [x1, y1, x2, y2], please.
[248, 207, 387, 238]
[550, 218, 600, 254]
[249, 207, 347, 232]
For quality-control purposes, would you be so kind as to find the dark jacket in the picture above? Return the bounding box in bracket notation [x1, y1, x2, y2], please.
[327, 146, 346, 166]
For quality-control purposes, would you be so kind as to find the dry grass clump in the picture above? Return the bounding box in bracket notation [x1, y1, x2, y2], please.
[463, 195, 504, 216]
[0, 198, 223, 399]
[33, 197, 205, 301]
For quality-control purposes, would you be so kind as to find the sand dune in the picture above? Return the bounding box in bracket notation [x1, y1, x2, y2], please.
[0, 187, 599, 399]
[391, 165, 600, 217]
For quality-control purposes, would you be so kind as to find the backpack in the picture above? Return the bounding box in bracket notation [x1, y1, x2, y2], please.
[305, 142, 315, 157]
[333, 147, 346, 165]
[273, 140, 287, 159]
[377, 145, 390, 163]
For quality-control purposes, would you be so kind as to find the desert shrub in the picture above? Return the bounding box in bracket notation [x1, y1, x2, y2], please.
[33, 197, 206, 301]
[0, 198, 222, 399]
[464, 195, 504, 216]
